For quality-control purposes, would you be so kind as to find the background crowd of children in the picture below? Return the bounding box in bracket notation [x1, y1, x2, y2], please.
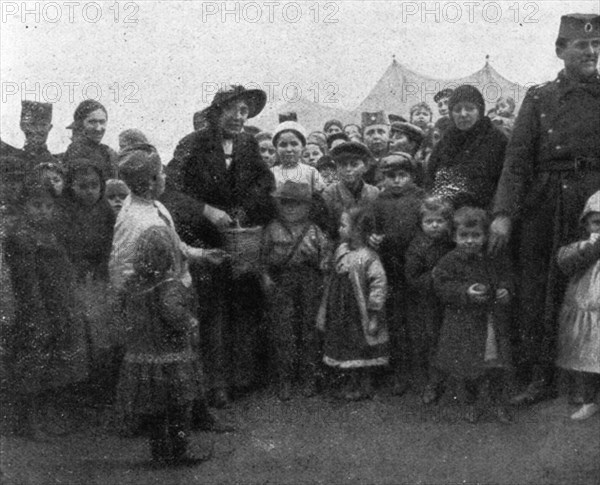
[1, 83, 598, 468]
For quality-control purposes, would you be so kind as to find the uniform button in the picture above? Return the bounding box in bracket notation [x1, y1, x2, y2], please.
[541, 113, 546, 118]
[548, 129, 553, 134]
[555, 145, 561, 150]
[562, 184, 568, 190]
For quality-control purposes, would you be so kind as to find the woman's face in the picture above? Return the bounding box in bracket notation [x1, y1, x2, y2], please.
[81, 108, 107, 144]
[452, 102, 480, 131]
[276, 131, 303, 166]
[302, 143, 323, 166]
[71, 169, 101, 207]
[218, 99, 249, 136]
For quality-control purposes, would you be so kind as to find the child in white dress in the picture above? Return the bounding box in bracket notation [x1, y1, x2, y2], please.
[556, 190, 600, 420]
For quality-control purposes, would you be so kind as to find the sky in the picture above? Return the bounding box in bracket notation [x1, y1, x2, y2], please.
[1, 0, 598, 160]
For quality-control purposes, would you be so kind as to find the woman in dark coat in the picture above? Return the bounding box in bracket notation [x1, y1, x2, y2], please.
[161, 85, 276, 407]
[62, 100, 118, 181]
[426, 85, 508, 210]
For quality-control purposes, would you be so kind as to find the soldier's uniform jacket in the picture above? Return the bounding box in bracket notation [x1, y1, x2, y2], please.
[493, 69, 600, 218]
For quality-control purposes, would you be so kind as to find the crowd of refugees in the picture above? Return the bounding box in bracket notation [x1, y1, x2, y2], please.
[0, 13, 599, 468]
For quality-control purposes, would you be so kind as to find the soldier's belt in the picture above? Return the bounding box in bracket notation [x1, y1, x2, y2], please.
[539, 157, 600, 172]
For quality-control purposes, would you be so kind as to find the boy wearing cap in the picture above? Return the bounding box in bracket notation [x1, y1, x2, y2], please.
[370, 153, 425, 395]
[322, 141, 379, 238]
[261, 181, 332, 400]
[491, 13, 600, 405]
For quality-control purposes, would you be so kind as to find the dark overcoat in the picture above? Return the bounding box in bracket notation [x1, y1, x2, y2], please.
[492, 70, 600, 368]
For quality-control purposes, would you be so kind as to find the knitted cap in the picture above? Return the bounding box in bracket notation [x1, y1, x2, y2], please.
[272, 121, 307, 147]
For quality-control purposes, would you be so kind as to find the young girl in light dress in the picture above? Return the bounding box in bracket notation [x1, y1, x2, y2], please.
[556, 190, 600, 421]
[318, 207, 389, 400]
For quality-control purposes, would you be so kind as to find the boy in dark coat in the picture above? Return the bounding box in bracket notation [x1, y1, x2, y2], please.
[433, 207, 514, 423]
[405, 196, 455, 402]
[370, 152, 425, 395]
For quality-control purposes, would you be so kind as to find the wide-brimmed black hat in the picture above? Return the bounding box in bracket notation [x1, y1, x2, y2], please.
[204, 85, 267, 119]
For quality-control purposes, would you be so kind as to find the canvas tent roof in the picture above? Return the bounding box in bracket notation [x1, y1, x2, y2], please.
[354, 57, 528, 121]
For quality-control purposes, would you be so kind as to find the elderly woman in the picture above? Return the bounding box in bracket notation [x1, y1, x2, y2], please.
[426, 85, 508, 210]
[62, 100, 118, 181]
[162, 85, 275, 408]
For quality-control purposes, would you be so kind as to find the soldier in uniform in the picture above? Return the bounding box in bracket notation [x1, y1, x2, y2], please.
[18, 101, 57, 173]
[362, 110, 390, 185]
[489, 13, 600, 405]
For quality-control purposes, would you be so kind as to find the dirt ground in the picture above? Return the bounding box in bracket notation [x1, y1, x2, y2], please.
[1, 385, 599, 485]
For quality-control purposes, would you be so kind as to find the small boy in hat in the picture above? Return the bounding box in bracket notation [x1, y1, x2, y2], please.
[390, 122, 425, 158]
[323, 119, 344, 137]
[370, 152, 425, 395]
[261, 181, 332, 400]
[322, 141, 380, 238]
[255, 132, 277, 168]
[361, 111, 390, 161]
[19, 100, 56, 172]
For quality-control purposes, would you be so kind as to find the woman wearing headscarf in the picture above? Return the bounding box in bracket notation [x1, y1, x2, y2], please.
[425, 85, 508, 210]
[162, 85, 275, 408]
[62, 100, 118, 181]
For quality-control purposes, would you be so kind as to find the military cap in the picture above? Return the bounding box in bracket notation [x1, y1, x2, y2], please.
[558, 14, 600, 40]
[279, 111, 298, 123]
[361, 111, 389, 129]
[330, 141, 372, 163]
[21, 100, 52, 124]
[391, 122, 425, 144]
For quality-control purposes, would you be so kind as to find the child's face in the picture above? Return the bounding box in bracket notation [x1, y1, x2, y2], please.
[72, 170, 101, 206]
[259, 139, 277, 167]
[319, 168, 338, 187]
[277, 198, 310, 224]
[411, 109, 431, 127]
[382, 169, 413, 190]
[337, 158, 366, 186]
[326, 125, 343, 136]
[586, 212, 600, 234]
[454, 224, 487, 254]
[389, 132, 416, 154]
[25, 195, 54, 225]
[339, 213, 351, 241]
[106, 191, 128, 215]
[422, 211, 450, 239]
[437, 97, 450, 117]
[276, 132, 303, 166]
[41, 169, 64, 197]
[302, 144, 323, 166]
[496, 100, 512, 117]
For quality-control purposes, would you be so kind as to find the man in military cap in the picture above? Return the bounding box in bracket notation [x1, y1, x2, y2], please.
[361, 110, 390, 185]
[19, 100, 56, 173]
[489, 13, 600, 405]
